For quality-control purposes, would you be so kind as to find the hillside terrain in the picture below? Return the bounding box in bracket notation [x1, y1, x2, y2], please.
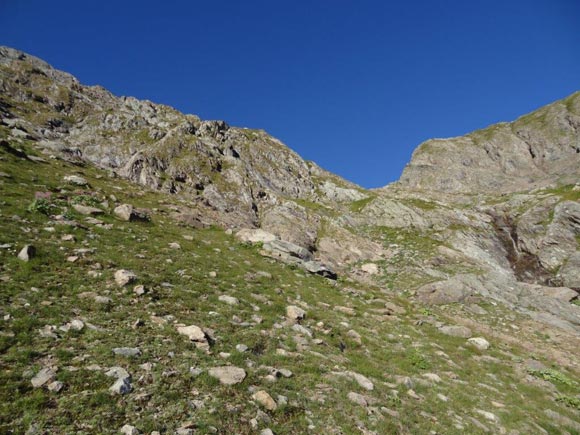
[0, 46, 579, 434]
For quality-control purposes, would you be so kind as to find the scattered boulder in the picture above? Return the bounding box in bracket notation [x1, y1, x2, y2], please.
[218, 295, 239, 306]
[113, 347, 142, 357]
[113, 204, 150, 222]
[208, 366, 246, 385]
[438, 325, 472, 338]
[236, 229, 277, 244]
[176, 325, 210, 351]
[286, 305, 306, 322]
[361, 263, 379, 275]
[347, 392, 367, 407]
[252, 390, 277, 411]
[47, 380, 64, 393]
[467, 337, 490, 351]
[72, 204, 103, 216]
[17, 245, 36, 262]
[106, 367, 132, 395]
[31, 367, 56, 388]
[63, 175, 88, 186]
[114, 269, 137, 287]
[120, 424, 140, 435]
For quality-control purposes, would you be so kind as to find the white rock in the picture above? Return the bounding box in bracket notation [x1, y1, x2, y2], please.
[208, 366, 246, 385]
[476, 409, 499, 423]
[236, 228, 277, 244]
[114, 269, 137, 286]
[422, 373, 442, 383]
[113, 347, 141, 357]
[17, 245, 36, 262]
[468, 337, 490, 351]
[347, 391, 367, 406]
[176, 325, 206, 342]
[109, 378, 132, 395]
[286, 305, 306, 321]
[349, 371, 374, 391]
[47, 380, 64, 393]
[64, 175, 88, 186]
[120, 424, 140, 435]
[252, 390, 277, 410]
[360, 263, 379, 275]
[218, 295, 239, 305]
[31, 367, 56, 388]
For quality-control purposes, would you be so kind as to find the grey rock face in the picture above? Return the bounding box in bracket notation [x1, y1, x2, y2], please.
[559, 252, 580, 289]
[399, 92, 580, 194]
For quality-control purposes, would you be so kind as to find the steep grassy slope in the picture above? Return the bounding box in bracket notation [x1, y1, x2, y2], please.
[1, 128, 579, 434]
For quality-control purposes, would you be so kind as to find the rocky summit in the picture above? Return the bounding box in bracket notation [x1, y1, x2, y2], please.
[0, 46, 579, 434]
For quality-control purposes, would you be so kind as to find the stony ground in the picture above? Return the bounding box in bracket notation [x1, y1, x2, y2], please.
[1, 129, 579, 434]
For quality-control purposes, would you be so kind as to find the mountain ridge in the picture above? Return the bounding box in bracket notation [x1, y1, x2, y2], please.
[1, 46, 579, 434]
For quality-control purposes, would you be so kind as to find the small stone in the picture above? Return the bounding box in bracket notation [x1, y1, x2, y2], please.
[114, 269, 137, 286]
[346, 329, 362, 344]
[120, 424, 139, 435]
[109, 377, 132, 395]
[351, 372, 373, 391]
[17, 245, 36, 262]
[361, 263, 379, 275]
[437, 393, 449, 402]
[286, 305, 306, 321]
[438, 325, 472, 338]
[61, 234, 75, 241]
[476, 409, 499, 423]
[189, 367, 203, 377]
[253, 390, 277, 411]
[105, 367, 131, 382]
[422, 373, 442, 383]
[67, 256, 79, 263]
[260, 430, 274, 435]
[347, 391, 367, 407]
[208, 271, 217, 278]
[113, 347, 141, 357]
[236, 344, 249, 352]
[64, 175, 88, 186]
[113, 204, 150, 222]
[467, 337, 490, 350]
[31, 367, 56, 388]
[47, 380, 64, 393]
[169, 242, 181, 249]
[73, 204, 103, 216]
[407, 389, 422, 400]
[133, 285, 146, 296]
[219, 295, 239, 305]
[208, 366, 246, 385]
[177, 325, 207, 342]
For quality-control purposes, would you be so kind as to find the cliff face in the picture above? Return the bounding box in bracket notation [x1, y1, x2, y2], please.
[398, 92, 580, 194]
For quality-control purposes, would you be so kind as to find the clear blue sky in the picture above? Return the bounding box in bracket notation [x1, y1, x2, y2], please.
[2, 1, 579, 188]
